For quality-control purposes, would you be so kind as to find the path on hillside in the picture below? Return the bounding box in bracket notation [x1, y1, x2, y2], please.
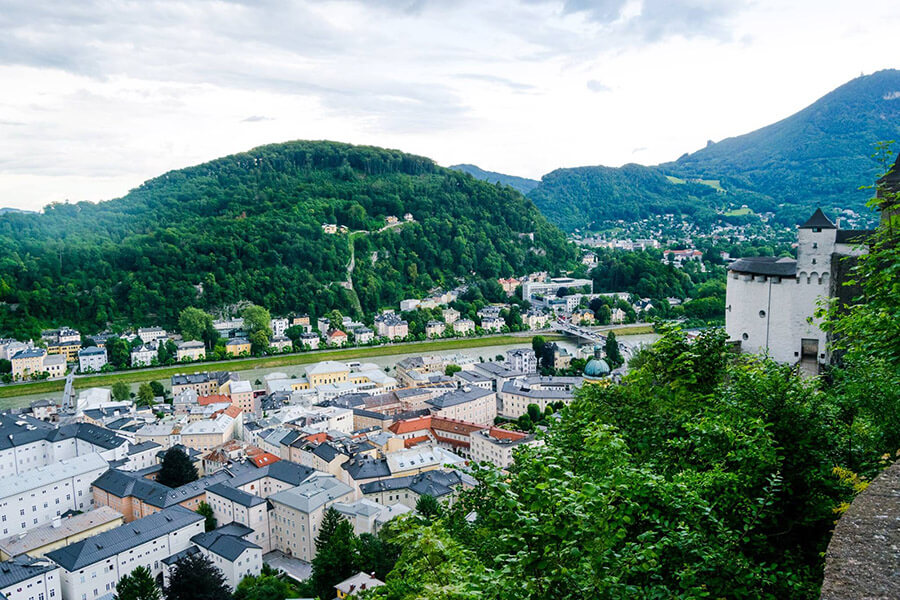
[338, 219, 413, 315]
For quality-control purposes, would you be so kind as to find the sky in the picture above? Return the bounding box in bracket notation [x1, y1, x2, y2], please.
[0, 0, 897, 211]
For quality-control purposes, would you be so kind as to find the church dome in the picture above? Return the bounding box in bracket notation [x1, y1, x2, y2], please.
[584, 357, 610, 378]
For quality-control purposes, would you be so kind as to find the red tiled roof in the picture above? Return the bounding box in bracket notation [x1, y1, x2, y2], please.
[223, 405, 243, 418]
[304, 432, 328, 444]
[487, 427, 527, 441]
[198, 394, 231, 406]
[389, 416, 432, 435]
[432, 434, 470, 448]
[250, 452, 280, 467]
[430, 416, 487, 435]
[404, 435, 431, 448]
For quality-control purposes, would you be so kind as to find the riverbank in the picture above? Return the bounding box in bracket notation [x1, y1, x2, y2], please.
[0, 333, 566, 399]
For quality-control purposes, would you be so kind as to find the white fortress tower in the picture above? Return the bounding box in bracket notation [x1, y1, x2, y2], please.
[725, 208, 872, 372]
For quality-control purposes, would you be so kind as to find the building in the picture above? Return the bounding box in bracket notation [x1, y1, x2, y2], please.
[220, 380, 257, 416]
[180, 406, 242, 452]
[506, 348, 537, 373]
[442, 308, 460, 324]
[322, 223, 338, 234]
[452, 319, 475, 335]
[189, 526, 262, 590]
[335, 571, 385, 598]
[269, 336, 292, 352]
[175, 340, 206, 362]
[0, 507, 124, 560]
[130, 344, 155, 367]
[725, 208, 873, 371]
[46, 339, 81, 363]
[305, 361, 350, 387]
[480, 316, 504, 332]
[205, 485, 271, 552]
[10, 348, 47, 381]
[46, 506, 204, 600]
[521, 277, 593, 303]
[77, 347, 108, 373]
[0, 453, 108, 536]
[270, 318, 289, 338]
[171, 372, 236, 397]
[351, 327, 374, 345]
[326, 329, 348, 347]
[426, 387, 496, 425]
[498, 375, 582, 418]
[524, 310, 550, 330]
[360, 469, 472, 508]
[136, 327, 166, 344]
[425, 320, 445, 338]
[41, 354, 66, 379]
[399, 299, 420, 312]
[299, 332, 320, 350]
[224, 338, 251, 357]
[0, 555, 61, 600]
[388, 415, 486, 458]
[375, 314, 409, 339]
[269, 474, 354, 561]
[470, 427, 539, 469]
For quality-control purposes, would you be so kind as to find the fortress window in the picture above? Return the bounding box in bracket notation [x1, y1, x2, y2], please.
[811, 258, 816, 265]
[759, 310, 766, 318]
[812, 242, 818, 249]
[742, 333, 749, 341]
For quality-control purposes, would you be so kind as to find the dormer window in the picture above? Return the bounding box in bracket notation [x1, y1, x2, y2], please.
[812, 243, 818, 249]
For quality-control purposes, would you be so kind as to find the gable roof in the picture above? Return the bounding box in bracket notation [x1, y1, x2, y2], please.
[0, 556, 58, 589]
[799, 208, 836, 229]
[727, 256, 798, 277]
[46, 506, 203, 571]
[206, 483, 266, 508]
[190, 529, 260, 561]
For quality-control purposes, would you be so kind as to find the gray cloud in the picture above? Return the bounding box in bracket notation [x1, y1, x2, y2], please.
[241, 115, 274, 122]
[586, 79, 611, 92]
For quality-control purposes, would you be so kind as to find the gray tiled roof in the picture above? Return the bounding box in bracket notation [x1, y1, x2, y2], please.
[0, 556, 58, 589]
[728, 256, 797, 277]
[342, 456, 391, 481]
[427, 386, 492, 409]
[46, 506, 203, 571]
[206, 483, 266, 508]
[190, 529, 260, 561]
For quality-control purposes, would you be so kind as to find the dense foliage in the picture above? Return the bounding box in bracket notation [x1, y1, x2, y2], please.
[528, 163, 736, 232]
[113, 566, 161, 600]
[450, 164, 540, 194]
[664, 70, 900, 220]
[0, 141, 574, 338]
[369, 323, 900, 598]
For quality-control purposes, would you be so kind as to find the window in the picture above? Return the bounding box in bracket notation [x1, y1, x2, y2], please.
[759, 310, 766, 318]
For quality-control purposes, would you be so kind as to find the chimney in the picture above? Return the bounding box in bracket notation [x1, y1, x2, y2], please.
[51, 516, 61, 528]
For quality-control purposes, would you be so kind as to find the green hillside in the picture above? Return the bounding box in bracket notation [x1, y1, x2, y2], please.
[663, 69, 900, 214]
[527, 163, 767, 232]
[524, 70, 898, 231]
[450, 163, 540, 194]
[0, 141, 574, 338]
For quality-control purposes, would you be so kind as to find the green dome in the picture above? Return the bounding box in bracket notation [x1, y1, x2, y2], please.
[584, 357, 610, 378]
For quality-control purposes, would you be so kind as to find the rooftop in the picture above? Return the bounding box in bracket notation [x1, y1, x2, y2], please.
[45, 506, 203, 571]
[269, 474, 353, 514]
[0, 507, 123, 557]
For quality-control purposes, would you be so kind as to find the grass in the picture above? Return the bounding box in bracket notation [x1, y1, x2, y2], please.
[724, 207, 754, 217]
[0, 334, 565, 398]
[607, 324, 655, 336]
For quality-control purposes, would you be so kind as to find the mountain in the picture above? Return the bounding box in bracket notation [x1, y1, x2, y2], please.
[528, 69, 900, 231]
[450, 164, 540, 194]
[0, 141, 573, 337]
[663, 69, 900, 211]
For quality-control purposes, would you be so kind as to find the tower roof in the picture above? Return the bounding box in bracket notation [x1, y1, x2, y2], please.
[799, 208, 836, 229]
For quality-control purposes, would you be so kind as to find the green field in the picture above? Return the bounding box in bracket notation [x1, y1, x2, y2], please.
[724, 206, 754, 216]
[0, 334, 565, 399]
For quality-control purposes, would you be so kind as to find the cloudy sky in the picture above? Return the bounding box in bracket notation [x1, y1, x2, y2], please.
[0, 0, 897, 210]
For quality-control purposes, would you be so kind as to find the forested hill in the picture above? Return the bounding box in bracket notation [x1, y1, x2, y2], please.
[0, 141, 574, 337]
[527, 163, 767, 232]
[524, 69, 899, 232]
[450, 164, 540, 194]
[662, 69, 900, 214]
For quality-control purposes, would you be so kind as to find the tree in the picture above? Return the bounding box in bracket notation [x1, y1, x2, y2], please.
[157, 447, 198, 488]
[310, 518, 358, 600]
[0, 358, 9, 374]
[149, 380, 165, 399]
[166, 552, 231, 600]
[604, 331, 624, 368]
[106, 336, 131, 369]
[415, 494, 442, 519]
[233, 571, 295, 600]
[242, 305, 272, 351]
[444, 364, 462, 376]
[179, 307, 214, 342]
[197, 501, 217, 532]
[137, 383, 155, 406]
[114, 565, 161, 600]
[526, 403, 542, 423]
[112, 381, 131, 402]
[516, 414, 533, 431]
